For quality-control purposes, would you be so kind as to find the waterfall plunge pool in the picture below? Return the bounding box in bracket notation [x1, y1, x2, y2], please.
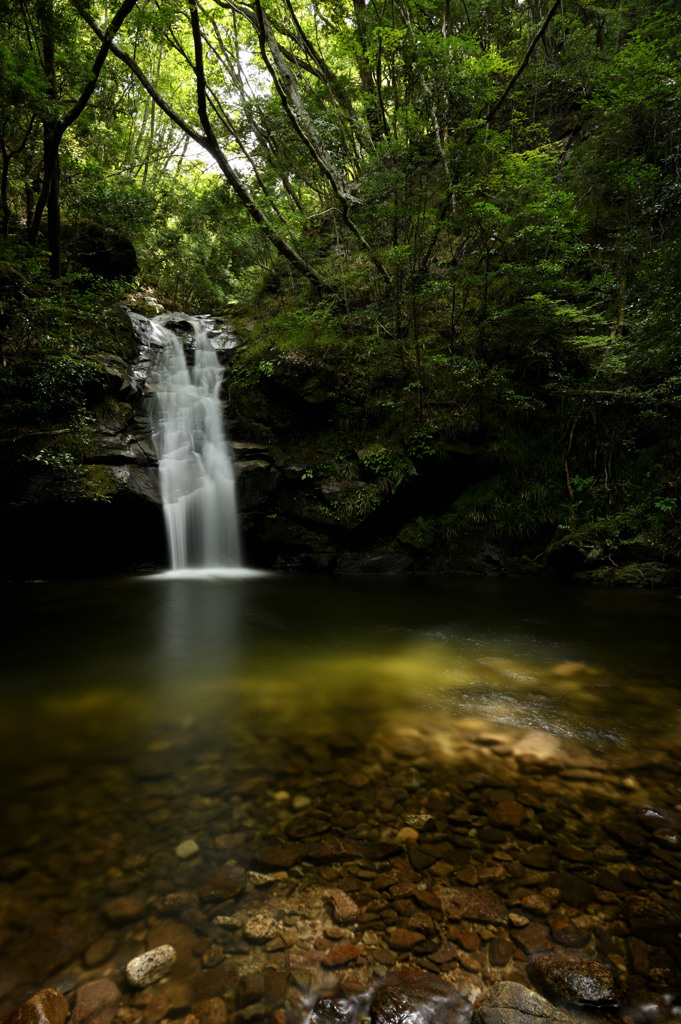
[1, 574, 681, 1020]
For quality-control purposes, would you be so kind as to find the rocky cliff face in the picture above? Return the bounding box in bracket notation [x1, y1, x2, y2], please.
[0, 305, 494, 579]
[3, 305, 675, 583]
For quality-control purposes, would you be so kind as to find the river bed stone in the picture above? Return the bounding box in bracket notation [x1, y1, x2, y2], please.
[2, 701, 681, 1024]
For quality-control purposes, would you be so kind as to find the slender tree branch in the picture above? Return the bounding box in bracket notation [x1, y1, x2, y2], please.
[486, 0, 563, 124]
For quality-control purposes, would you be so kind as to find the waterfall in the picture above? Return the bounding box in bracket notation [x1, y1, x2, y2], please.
[148, 314, 242, 571]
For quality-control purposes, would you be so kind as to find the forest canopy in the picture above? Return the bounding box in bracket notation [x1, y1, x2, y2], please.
[1, 0, 681, 576]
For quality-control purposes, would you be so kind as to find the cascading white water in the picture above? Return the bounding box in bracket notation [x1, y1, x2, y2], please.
[148, 314, 242, 571]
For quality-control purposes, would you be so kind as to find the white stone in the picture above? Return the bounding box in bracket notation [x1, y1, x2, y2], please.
[244, 913, 278, 943]
[125, 945, 176, 987]
[174, 839, 199, 859]
[291, 795, 311, 811]
[405, 814, 434, 830]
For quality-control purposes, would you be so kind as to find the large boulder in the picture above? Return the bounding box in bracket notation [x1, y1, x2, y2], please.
[527, 953, 618, 1009]
[370, 971, 472, 1024]
[472, 982, 576, 1024]
[66, 222, 139, 280]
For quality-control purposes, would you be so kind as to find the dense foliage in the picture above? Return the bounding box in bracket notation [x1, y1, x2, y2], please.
[1, 0, 681, 576]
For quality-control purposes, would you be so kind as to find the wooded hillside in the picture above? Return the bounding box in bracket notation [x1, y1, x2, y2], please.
[1, 0, 680, 579]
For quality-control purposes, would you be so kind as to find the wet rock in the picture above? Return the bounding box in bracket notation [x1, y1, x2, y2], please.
[488, 801, 527, 829]
[528, 952, 618, 1008]
[388, 928, 425, 951]
[308, 996, 357, 1024]
[547, 913, 591, 948]
[370, 970, 472, 1024]
[71, 979, 121, 1024]
[321, 944, 360, 967]
[477, 826, 508, 845]
[428, 942, 459, 964]
[202, 945, 225, 967]
[444, 888, 509, 925]
[125, 945, 177, 987]
[236, 461, 280, 511]
[604, 821, 647, 852]
[244, 914, 278, 943]
[325, 889, 360, 924]
[286, 815, 331, 839]
[488, 937, 515, 966]
[358, 840, 402, 861]
[200, 866, 246, 902]
[472, 981, 575, 1024]
[1, 989, 68, 1024]
[193, 998, 228, 1024]
[511, 921, 551, 954]
[236, 974, 265, 1009]
[449, 927, 481, 952]
[414, 891, 442, 915]
[637, 807, 681, 833]
[408, 912, 435, 935]
[102, 895, 146, 924]
[306, 839, 357, 862]
[337, 553, 413, 574]
[175, 839, 200, 859]
[255, 845, 300, 869]
[83, 936, 117, 968]
[551, 873, 595, 909]
[396, 827, 420, 844]
[152, 891, 198, 915]
[652, 827, 681, 849]
[405, 815, 435, 831]
[520, 895, 551, 916]
[129, 990, 169, 1023]
[520, 847, 554, 870]
[555, 842, 593, 864]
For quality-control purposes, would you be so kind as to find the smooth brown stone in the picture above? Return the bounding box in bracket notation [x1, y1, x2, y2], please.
[83, 936, 117, 968]
[511, 921, 551, 954]
[192, 999, 227, 1024]
[371, 970, 470, 1024]
[285, 815, 331, 839]
[71, 980, 121, 1024]
[444, 887, 509, 924]
[388, 928, 425, 951]
[236, 974, 264, 1010]
[547, 913, 591, 948]
[305, 839, 357, 863]
[255, 846, 299, 869]
[488, 801, 527, 829]
[428, 942, 459, 964]
[488, 937, 516, 966]
[199, 866, 246, 902]
[129, 992, 168, 1024]
[324, 888, 360, 924]
[2, 989, 68, 1024]
[102, 895, 146, 924]
[448, 926, 481, 952]
[528, 952, 617, 1008]
[321, 944, 360, 967]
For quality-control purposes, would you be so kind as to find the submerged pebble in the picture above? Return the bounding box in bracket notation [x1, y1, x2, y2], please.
[174, 839, 200, 859]
[125, 945, 177, 988]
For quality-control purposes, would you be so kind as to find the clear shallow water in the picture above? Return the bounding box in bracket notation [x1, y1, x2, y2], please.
[2, 573, 681, 1015]
[3, 573, 681, 761]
